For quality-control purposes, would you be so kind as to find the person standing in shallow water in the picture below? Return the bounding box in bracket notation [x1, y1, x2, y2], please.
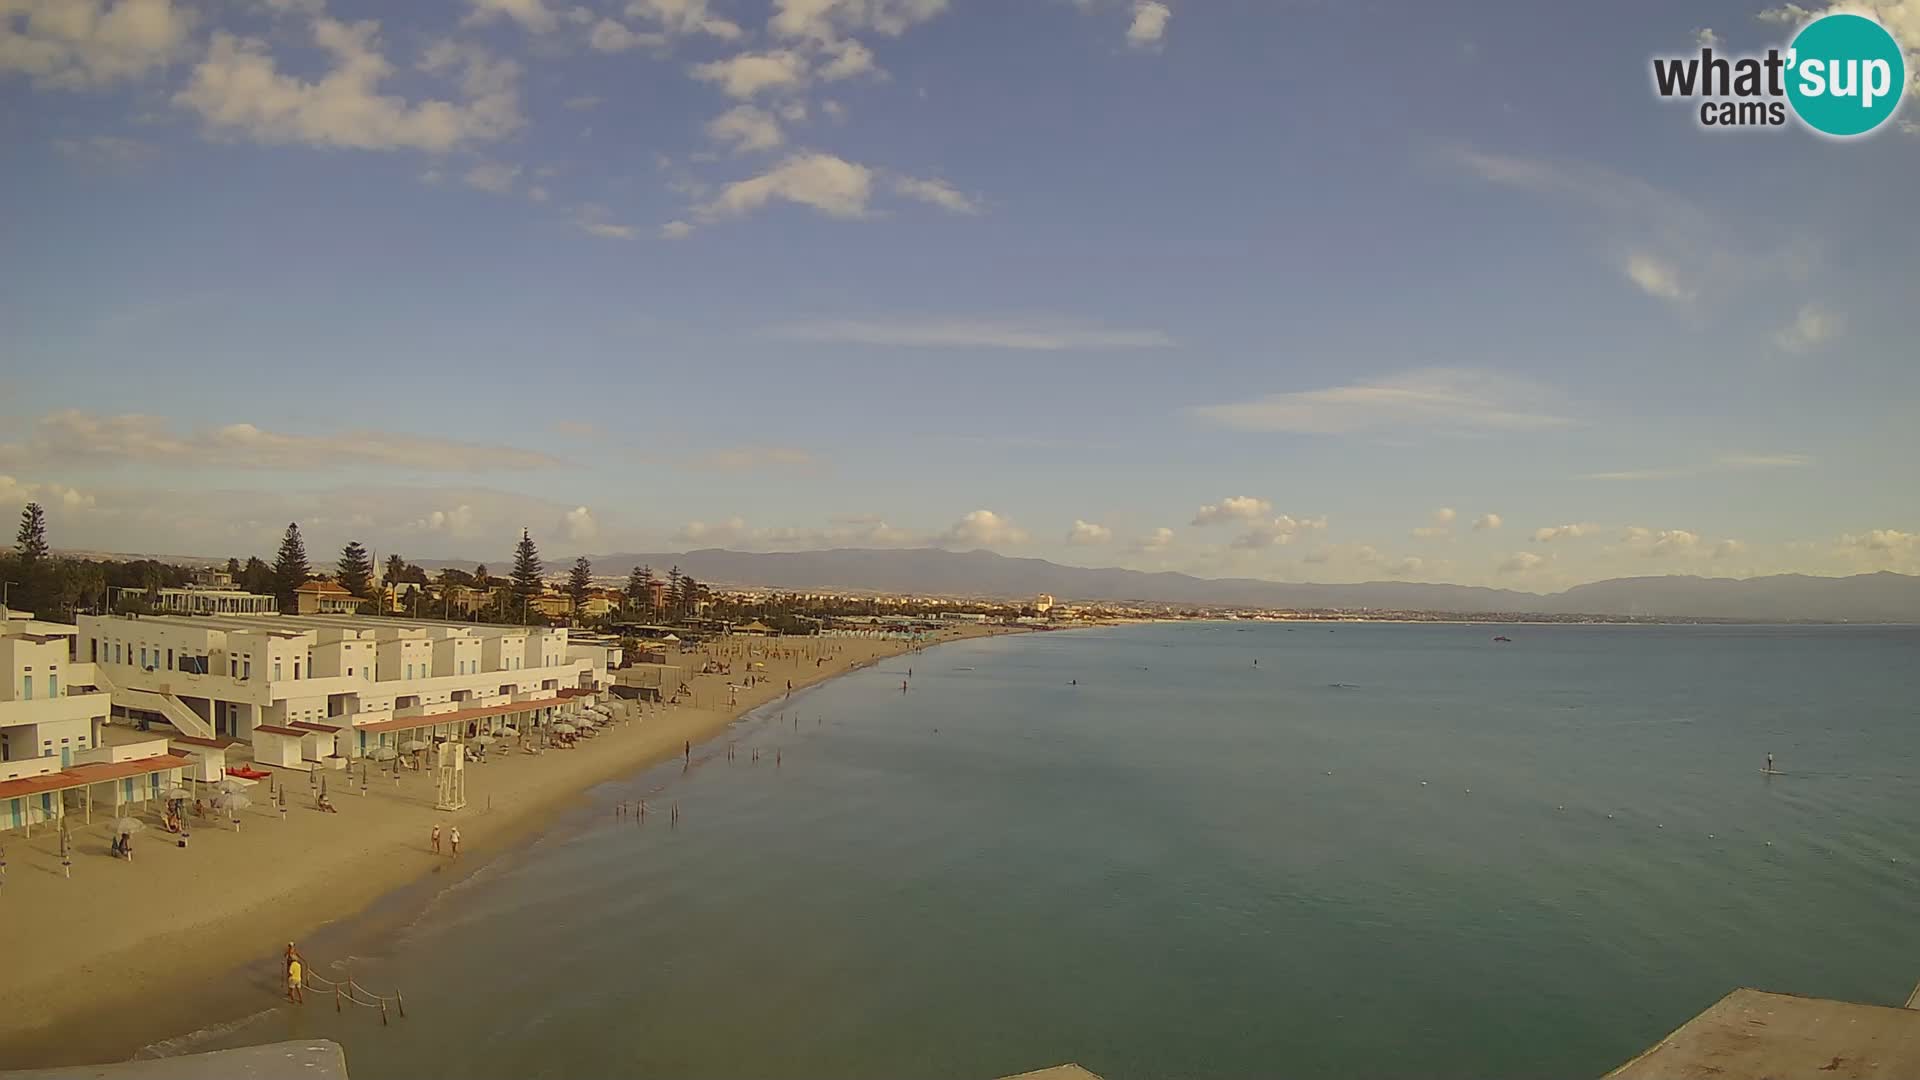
[684, 739, 691, 763]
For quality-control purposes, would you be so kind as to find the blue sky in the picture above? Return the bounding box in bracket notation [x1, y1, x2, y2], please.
[3, 0, 1916, 589]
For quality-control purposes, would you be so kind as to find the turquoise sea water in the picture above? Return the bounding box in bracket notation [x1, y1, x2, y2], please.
[190, 622, 1920, 1078]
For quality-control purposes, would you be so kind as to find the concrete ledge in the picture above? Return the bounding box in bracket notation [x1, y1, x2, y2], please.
[3, 1040, 347, 1080]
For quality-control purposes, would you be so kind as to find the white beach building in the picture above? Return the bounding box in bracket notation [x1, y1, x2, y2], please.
[71, 611, 617, 768]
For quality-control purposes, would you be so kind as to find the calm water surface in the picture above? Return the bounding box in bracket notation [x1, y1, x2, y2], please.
[190, 622, 1920, 1079]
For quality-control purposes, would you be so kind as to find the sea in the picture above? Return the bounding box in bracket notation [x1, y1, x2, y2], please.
[177, 621, 1920, 1079]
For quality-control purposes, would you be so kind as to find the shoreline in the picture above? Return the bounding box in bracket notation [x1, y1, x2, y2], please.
[0, 625, 1025, 1069]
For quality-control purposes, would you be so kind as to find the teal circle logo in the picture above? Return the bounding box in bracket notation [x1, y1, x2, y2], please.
[1786, 13, 1906, 137]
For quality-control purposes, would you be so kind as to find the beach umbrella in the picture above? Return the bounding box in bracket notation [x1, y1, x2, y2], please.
[552, 722, 576, 734]
[400, 739, 430, 753]
[575, 716, 596, 729]
[215, 778, 248, 794]
[499, 725, 519, 735]
[163, 787, 193, 801]
[368, 746, 398, 761]
[216, 793, 252, 812]
[476, 734, 498, 745]
[113, 818, 146, 834]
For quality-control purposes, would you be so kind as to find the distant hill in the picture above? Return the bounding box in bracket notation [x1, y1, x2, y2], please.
[412, 547, 1919, 622]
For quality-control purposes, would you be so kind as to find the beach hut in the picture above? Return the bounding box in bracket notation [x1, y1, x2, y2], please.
[251, 726, 308, 770]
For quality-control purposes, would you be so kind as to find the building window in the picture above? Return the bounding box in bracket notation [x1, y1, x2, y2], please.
[20, 676, 30, 701]
[167, 648, 174, 670]
[244, 660, 252, 679]
[273, 661, 281, 681]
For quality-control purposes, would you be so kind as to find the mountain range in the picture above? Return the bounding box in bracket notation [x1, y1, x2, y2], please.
[430, 547, 1919, 623]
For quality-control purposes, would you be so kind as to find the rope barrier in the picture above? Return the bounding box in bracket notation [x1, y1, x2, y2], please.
[287, 956, 406, 1020]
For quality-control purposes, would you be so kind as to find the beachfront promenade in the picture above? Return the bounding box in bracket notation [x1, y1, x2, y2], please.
[0, 617, 1008, 1068]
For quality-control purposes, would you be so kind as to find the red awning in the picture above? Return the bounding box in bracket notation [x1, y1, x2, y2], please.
[0, 752, 190, 801]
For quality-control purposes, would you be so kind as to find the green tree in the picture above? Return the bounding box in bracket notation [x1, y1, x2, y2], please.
[226, 556, 242, 578]
[682, 575, 704, 617]
[625, 564, 657, 618]
[13, 502, 49, 612]
[385, 553, 406, 589]
[568, 555, 593, 618]
[240, 556, 272, 595]
[337, 541, 374, 599]
[510, 529, 543, 600]
[666, 565, 684, 619]
[272, 522, 312, 611]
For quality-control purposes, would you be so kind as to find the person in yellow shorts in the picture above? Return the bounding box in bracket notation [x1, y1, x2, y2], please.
[287, 956, 304, 1004]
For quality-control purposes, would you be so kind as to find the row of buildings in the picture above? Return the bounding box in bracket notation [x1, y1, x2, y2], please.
[1, 602, 621, 833]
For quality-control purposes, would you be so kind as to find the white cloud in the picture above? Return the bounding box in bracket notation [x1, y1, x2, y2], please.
[1388, 555, 1426, 578]
[1230, 515, 1326, 549]
[1472, 513, 1503, 531]
[407, 504, 478, 538]
[1775, 303, 1843, 352]
[685, 446, 817, 470]
[1837, 529, 1918, 566]
[564, 94, 602, 109]
[1694, 27, 1719, 48]
[1622, 252, 1694, 304]
[937, 509, 1027, 548]
[0, 410, 562, 472]
[690, 49, 809, 98]
[1413, 506, 1456, 538]
[175, 23, 521, 153]
[0, 475, 96, 511]
[1192, 496, 1271, 526]
[891, 175, 979, 213]
[1532, 523, 1595, 543]
[1190, 368, 1574, 435]
[697, 151, 873, 219]
[1622, 526, 1701, 557]
[707, 104, 784, 152]
[1586, 453, 1811, 481]
[1499, 551, 1546, 574]
[562, 505, 598, 543]
[0, 0, 192, 90]
[817, 37, 875, 80]
[1712, 539, 1747, 559]
[626, 0, 742, 39]
[770, 0, 949, 41]
[1130, 527, 1175, 553]
[1126, 0, 1170, 47]
[463, 161, 520, 194]
[769, 317, 1171, 350]
[674, 517, 749, 545]
[660, 219, 694, 239]
[581, 222, 636, 239]
[1067, 519, 1113, 546]
[588, 18, 665, 51]
[464, 0, 559, 32]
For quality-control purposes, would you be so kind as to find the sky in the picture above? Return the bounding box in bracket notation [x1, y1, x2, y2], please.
[2, 0, 1917, 591]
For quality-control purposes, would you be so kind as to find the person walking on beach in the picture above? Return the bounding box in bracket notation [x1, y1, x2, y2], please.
[287, 955, 304, 1004]
[449, 826, 461, 857]
[430, 823, 442, 854]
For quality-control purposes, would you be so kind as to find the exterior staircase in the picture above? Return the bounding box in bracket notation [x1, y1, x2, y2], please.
[87, 665, 217, 739]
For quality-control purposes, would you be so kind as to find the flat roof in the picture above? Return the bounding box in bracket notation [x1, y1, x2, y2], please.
[354, 695, 564, 735]
[0, 751, 189, 801]
[169, 735, 238, 749]
[1606, 988, 1920, 1079]
[253, 725, 306, 737]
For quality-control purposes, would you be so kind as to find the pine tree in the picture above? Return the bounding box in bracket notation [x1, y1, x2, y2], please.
[568, 555, 593, 617]
[666, 565, 684, 619]
[16, 502, 48, 563]
[680, 574, 702, 617]
[625, 564, 657, 617]
[272, 522, 311, 611]
[337, 541, 374, 598]
[510, 529, 543, 599]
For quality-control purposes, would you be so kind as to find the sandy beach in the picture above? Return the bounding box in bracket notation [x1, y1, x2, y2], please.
[0, 625, 1018, 1067]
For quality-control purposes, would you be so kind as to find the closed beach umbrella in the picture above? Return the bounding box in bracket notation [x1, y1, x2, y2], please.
[368, 746, 398, 761]
[113, 818, 146, 834]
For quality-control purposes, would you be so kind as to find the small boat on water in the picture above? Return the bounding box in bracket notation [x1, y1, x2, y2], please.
[1492, 635, 1513, 643]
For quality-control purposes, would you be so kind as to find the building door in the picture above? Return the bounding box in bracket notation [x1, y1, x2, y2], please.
[60, 745, 72, 767]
